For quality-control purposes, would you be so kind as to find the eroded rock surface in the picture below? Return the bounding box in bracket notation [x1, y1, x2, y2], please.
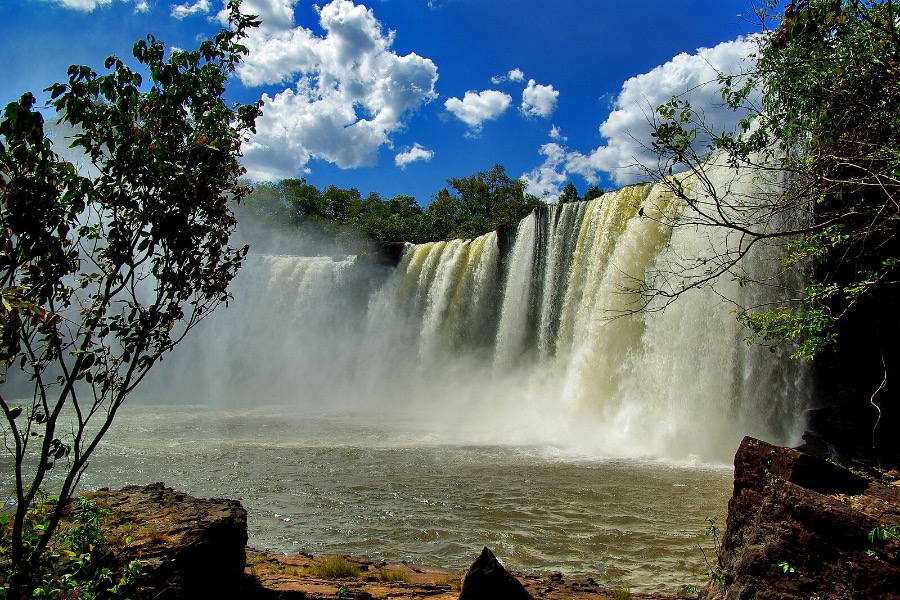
[91, 482, 247, 599]
[702, 437, 900, 600]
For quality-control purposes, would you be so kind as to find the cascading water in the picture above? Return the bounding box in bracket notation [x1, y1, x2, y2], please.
[147, 163, 808, 462]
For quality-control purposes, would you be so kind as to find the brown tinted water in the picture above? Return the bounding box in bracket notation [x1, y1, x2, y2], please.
[73, 402, 732, 594]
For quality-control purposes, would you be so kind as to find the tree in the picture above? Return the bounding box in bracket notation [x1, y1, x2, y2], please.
[647, 0, 899, 358]
[243, 164, 546, 250]
[0, 3, 262, 596]
[424, 188, 458, 240]
[583, 185, 604, 202]
[559, 181, 580, 203]
[443, 164, 544, 239]
[278, 178, 325, 226]
[322, 184, 359, 222]
[244, 181, 295, 226]
[646, 0, 900, 458]
[347, 193, 426, 243]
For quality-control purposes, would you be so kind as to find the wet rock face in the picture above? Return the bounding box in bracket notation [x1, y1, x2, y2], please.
[458, 547, 534, 600]
[95, 483, 248, 600]
[702, 437, 900, 600]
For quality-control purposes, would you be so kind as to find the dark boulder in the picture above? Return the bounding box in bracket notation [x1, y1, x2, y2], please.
[458, 547, 534, 600]
[371, 241, 407, 266]
[702, 437, 900, 600]
[94, 483, 248, 600]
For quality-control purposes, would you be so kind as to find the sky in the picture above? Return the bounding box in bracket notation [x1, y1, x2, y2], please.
[2, 0, 770, 205]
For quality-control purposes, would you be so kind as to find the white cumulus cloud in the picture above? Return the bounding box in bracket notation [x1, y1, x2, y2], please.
[395, 143, 434, 168]
[522, 143, 568, 202]
[45, 0, 151, 11]
[508, 68, 525, 82]
[171, 0, 210, 19]
[444, 90, 512, 134]
[491, 68, 525, 84]
[237, 0, 439, 180]
[216, 0, 297, 32]
[549, 125, 566, 141]
[564, 37, 759, 186]
[521, 79, 558, 118]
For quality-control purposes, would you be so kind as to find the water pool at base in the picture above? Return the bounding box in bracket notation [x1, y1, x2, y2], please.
[70, 403, 732, 594]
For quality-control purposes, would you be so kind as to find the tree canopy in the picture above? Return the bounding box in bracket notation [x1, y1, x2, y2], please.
[0, 2, 261, 596]
[244, 164, 546, 252]
[648, 0, 899, 359]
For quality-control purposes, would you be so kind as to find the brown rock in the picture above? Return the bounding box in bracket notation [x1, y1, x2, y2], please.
[702, 437, 900, 600]
[93, 482, 248, 600]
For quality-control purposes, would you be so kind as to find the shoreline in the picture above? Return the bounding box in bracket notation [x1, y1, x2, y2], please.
[242, 546, 693, 599]
[50, 436, 900, 599]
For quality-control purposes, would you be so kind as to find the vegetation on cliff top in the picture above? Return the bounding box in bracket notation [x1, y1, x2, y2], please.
[242, 164, 604, 254]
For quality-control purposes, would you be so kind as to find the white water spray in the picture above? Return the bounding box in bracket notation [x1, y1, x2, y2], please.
[147, 166, 809, 462]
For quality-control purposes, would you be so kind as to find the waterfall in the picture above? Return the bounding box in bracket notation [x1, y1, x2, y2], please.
[150, 167, 809, 463]
[494, 214, 538, 370]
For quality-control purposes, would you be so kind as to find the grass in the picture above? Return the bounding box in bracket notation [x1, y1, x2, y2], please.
[142, 525, 176, 545]
[303, 556, 362, 579]
[435, 575, 462, 591]
[611, 588, 632, 600]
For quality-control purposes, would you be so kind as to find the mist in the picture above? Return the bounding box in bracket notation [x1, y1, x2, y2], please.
[138, 162, 810, 464]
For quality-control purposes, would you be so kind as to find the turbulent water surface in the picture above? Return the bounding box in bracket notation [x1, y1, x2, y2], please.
[81, 403, 731, 593]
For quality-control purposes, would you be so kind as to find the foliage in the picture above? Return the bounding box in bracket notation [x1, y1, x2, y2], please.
[647, 0, 900, 359]
[244, 164, 546, 250]
[0, 493, 144, 599]
[348, 192, 429, 244]
[866, 524, 900, 558]
[869, 524, 900, 544]
[776, 560, 796, 574]
[302, 556, 362, 579]
[556, 181, 604, 203]
[0, 3, 261, 597]
[559, 182, 580, 203]
[610, 587, 632, 600]
[700, 517, 730, 590]
[67, 497, 110, 555]
[434, 575, 462, 591]
[440, 164, 544, 239]
[583, 185, 605, 202]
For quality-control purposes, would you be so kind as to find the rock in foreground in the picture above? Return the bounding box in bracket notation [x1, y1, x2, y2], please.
[703, 437, 900, 600]
[91, 482, 247, 599]
[458, 547, 534, 600]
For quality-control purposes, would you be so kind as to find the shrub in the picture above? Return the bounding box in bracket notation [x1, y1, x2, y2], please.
[303, 556, 362, 579]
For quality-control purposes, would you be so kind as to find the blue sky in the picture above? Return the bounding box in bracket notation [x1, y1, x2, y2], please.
[2, 0, 767, 204]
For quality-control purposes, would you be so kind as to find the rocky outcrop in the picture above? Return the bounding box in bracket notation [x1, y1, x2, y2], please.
[458, 547, 534, 600]
[702, 437, 900, 600]
[90, 483, 248, 600]
[369, 241, 407, 266]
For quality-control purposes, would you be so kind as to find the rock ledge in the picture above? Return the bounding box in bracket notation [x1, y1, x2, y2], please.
[701, 436, 900, 600]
